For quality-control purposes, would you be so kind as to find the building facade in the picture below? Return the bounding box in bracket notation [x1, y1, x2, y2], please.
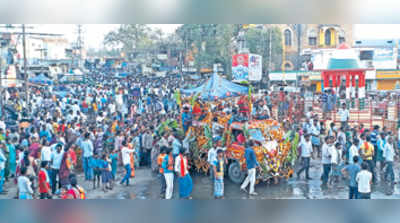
[265, 24, 353, 71]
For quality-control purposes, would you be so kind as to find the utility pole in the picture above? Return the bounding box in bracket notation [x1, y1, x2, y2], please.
[22, 24, 29, 108]
[77, 24, 83, 68]
[0, 24, 62, 111]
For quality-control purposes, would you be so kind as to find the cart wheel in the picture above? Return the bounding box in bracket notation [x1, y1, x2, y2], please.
[228, 161, 245, 184]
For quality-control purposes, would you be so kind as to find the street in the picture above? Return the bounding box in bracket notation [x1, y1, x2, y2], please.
[2, 158, 398, 199]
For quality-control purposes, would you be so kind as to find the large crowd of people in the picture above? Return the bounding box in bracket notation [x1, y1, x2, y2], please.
[0, 69, 399, 200]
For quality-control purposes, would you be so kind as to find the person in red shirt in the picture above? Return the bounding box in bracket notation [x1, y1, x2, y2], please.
[237, 133, 246, 145]
[38, 161, 52, 199]
[68, 145, 77, 168]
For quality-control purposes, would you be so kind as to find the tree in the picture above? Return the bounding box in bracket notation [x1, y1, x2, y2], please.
[176, 24, 237, 76]
[103, 24, 151, 58]
[244, 26, 282, 72]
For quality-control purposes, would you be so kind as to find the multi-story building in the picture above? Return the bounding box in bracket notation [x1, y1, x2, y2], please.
[265, 24, 353, 71]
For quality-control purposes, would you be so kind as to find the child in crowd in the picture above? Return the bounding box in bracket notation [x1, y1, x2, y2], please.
[100, 153, 113, 192]
[109, 150, 119, 180]
[91, 153, 101, 190]
[213, 149, 226, 199]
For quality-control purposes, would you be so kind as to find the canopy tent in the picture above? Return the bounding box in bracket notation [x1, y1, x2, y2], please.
[181, 73, 248, 100]
[28, 74, 53, 85]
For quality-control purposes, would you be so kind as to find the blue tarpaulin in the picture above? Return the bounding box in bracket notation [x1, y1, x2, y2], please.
[181, 73, 248, 100]
[28, 74, 53, 85]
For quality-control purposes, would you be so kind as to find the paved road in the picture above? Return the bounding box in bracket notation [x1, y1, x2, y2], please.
[1, 159, 400, 199]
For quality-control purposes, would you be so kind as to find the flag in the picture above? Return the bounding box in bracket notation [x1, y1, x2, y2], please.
[174, 89, 182, 107]
[190, 92, 201, 108]
[248, 85, 253, 115]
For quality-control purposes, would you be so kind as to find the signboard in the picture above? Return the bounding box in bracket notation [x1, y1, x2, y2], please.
[373, 48, 397, 69]
[157, 54, 168, 60]
[248, 54, 262, 81]
[268, 72, 297, 81]
[232, 54, 249, 81]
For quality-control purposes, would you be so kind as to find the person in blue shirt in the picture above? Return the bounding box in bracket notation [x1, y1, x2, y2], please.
[109, 150, 118, 180]
[342, 156, 361, 199]
[370, 125, 379, 165]
[240, 141, 260, 196]
[90, 153, 101, 190]
[81, 132, 94, 181]
[162, 148, 175, 199]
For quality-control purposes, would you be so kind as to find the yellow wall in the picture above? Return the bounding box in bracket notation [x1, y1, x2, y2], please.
[330, 29, 336, 46]
[377, 80, 397, 90]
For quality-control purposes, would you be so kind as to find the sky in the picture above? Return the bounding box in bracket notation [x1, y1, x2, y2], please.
[7, 24, 400, 49]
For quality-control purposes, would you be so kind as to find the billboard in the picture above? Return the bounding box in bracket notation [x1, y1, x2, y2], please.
[249, 54, 262, 81]
[232, 54, 249, 81]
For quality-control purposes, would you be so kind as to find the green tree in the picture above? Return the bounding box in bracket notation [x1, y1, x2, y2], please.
[103, 24, 151, 58]
[176, 24, 237, 76]
[244, 27, 282, 72]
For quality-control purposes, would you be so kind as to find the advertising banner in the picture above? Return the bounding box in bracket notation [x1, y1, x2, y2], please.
[232, 54, 249, 81]
[248, 54, 262, 81]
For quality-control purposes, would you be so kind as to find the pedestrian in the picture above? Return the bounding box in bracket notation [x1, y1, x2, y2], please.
[321, 136, 334, 187]
[370, 125, 379, 165]
[162, 148, 174, 199]
[62, 174, 86, 199]
[100, 153, 113, 192]
[59, 147, 72, 189]
[81, 132, 94, 181]
[360, 135, 375, 183]
[6, 139, 17, 178]
[240, 141, 259, 196]
[383, 136, 395, 183]
[376, 133, 386, 172]
[330, 142, 343, 185]
[17, 167, 34, 199]
[91, 153, 101, 189]
[348, 139, 360, 164]
[356, 162, 373, 199]
[38, 161, 51, 199]
[50, 144, 64, 194]
[207, 141, 217, 181]
[120, 140, 135, 186]
[338, 103, 349, 128]
[297, 134, 313, 180]
[213, 149, 226, 199]
[342, 156, 361, 199]
[0, 143, 7, 195]
[109, 149, 118, 180]
[174, 148, 193, 199]
[157, 147, 167, 198]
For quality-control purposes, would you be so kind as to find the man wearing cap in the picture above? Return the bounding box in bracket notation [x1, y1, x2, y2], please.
[297, 134, 313, 180]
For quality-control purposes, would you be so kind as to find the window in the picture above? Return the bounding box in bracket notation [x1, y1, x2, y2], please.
[339, 37, 345, 44]
[309, 37, 317, 46]
[284, 29, 292, 46]
[360, 50, 373, 60]
[308, 28, 317, 46]
[325, 29, 331, 46]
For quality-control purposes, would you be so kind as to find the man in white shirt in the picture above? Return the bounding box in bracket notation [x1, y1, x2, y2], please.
[120, 140, 135, 186]
[40, 141, 52, 163]
[207, 145, 217, 180]
[321, 136, 335, 186]
[356, 162, 373, 199]
[383, 137, 395, 183]
[338, 103, 349, 128]
[72, 102, 81, 116]
[297, 134, 313, 180]
[348, 139, 360, 164]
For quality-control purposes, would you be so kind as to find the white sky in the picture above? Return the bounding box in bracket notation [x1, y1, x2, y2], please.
[9, 24, 400, 49]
